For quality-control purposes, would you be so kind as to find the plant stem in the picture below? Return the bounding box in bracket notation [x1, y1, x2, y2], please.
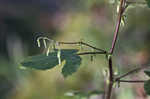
[106, 56, 114, 99]
[126, 1, 147, 5]
[106, 0, 125, 99]
[115, 65, 149, 81]
[118, 80, 146, 83]
[77, 51, 106, 55]
[59, 41, 106, 52]
[109, 0, 125, 54]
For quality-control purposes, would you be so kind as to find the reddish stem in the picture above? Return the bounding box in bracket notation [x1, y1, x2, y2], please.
[106, 0, 125, 99]
[109, 0, 125, 54]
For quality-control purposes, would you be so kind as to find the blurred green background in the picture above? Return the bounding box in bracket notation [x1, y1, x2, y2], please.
[0, 0, 150, 99]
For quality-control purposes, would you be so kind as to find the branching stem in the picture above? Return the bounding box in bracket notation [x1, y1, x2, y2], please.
[106, 0, 125, 99]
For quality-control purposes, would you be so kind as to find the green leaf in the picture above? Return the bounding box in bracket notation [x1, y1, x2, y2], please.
[144, 70, 150, 77]
[144, 80, 150, 95]
[62, 55, 81, 77]
[60, 49, 82, 77]
[145, 0, 150, 8]
[20, 49, 82, 77]
[21, 52, 58, 70]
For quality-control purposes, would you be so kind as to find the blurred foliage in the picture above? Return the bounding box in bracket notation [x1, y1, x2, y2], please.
[0, 0, 150, 99]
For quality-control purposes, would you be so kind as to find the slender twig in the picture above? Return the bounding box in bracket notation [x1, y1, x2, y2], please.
[59, 41, 106, 52]
[115, 65, 149, 81]
[76, 51, 106, 56]
[118, 80, 146, 83]
[126, 1, 147, 5]
[109, 0, 125, 54]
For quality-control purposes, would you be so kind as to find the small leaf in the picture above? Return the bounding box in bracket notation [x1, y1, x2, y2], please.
[62, 55, 81, 77]
[144, 80, 150, 95]
[144, 70, 150, 77]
